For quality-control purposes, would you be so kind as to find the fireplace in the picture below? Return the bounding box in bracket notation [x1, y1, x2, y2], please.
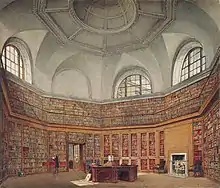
[170, 153, 188, 177]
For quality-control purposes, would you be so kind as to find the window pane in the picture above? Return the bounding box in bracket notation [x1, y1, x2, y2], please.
[20, 58, 23, 67]
[181, 47, 206, 81]
[202, 57, 206, 65]
[189, 71, 194, 77]
[193, 52, 200, 62]
[2, 56, 5, 67]
[120, 80, 126, 87]
[2, 45, 23, 78]
[134, 87, 141, 95]
[183, 57, 188, 67]
[20, 67, 23, 78]
[117, 87, 125, 98]
[116, 74, 151, 98]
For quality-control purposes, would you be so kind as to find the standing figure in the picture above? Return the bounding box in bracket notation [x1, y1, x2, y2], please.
[193, 160, 202, 177]
[52, 155, 59, 179]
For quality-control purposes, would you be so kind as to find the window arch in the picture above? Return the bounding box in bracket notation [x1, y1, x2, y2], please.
[172, 40, 207, 85]
[2, 45, 25, 79]
[1, 38, 32, 84]
[113, 67, 152, 99]
[181, 47, 206, 81]
[117, 74, 151, 98]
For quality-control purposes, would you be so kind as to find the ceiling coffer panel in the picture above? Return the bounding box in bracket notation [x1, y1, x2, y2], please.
[33, 0, 177, 56]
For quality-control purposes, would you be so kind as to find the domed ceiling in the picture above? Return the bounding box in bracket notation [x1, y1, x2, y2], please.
[33, 0, 177, 56]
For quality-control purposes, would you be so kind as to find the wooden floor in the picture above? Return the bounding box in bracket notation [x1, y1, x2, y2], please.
[3, 172, 220, 188]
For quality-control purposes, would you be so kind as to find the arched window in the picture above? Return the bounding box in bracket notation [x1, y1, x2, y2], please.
[117, 74, 151, 98]
[2, 45, 25, 79]
[181, 47, 206, 81]
[172, 40, 207, 85]
[1, 38, 32, 83]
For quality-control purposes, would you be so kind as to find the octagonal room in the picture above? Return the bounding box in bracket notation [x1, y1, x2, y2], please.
[0, 0, 219, 188]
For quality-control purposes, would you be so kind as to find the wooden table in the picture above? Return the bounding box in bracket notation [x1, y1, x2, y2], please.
[117, 165, 138, 182]
[91, 165, 138, 182]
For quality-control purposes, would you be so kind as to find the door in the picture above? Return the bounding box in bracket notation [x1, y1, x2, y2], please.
[68, 143, 84, 171]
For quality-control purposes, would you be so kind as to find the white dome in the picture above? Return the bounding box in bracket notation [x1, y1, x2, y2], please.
[71, 0, 137, 34]
[33, 0, 176, 56]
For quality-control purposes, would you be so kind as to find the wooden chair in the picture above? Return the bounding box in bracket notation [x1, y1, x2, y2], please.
[154, 159, 166, 174]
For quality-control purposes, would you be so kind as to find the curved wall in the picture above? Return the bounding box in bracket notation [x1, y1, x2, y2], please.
[4, 71, 218, 127]
[0, 64, 219, 181]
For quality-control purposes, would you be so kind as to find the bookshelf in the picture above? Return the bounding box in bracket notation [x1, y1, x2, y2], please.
[0, 112, 9, 183]
[8, 121, 22, 176]
[122, 134, 129, 157]
[131, 134, 137, 157]
[159, 131, 164, 157]
[48, 131, 67, 172]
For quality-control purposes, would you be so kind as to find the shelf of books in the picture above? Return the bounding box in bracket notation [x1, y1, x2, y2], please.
[159, 131, 164, 157]
[0, 112, 9, 184]
[85, 134, 94, 159]
[35, 128, 48, 173]
[131, 134, 137, 157]
[103, 135, 110, 157]
[203, 104, 220, 181]
[141, 133, 148, 170]
[192, 121, 202, 161]
[94, 134, 101, 159]
[8, 121, 22, 176]
[112, 134, 119, 158]
[149, 132, 156, 171]
[149, 132, 156, 156]
[23, 125, 34, 175]
[122, 134, 129, 157]
[49, 131, 67, 172]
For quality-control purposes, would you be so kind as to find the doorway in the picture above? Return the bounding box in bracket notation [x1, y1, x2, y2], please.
[170, 153, 188, 177]
[68, 143, 84, 171]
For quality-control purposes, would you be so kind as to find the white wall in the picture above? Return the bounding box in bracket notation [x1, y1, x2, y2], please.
[52, 69, 90, 99]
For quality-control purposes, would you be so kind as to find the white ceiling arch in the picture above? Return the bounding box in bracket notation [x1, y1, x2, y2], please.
[52, 68, 92, 99]
[51, 53, 93, 99]
[189, 0, 220, 31]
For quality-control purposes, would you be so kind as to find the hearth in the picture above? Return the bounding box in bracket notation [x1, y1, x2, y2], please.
[170, 153, 188, 177]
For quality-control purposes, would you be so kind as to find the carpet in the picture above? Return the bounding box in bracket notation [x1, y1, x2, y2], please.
[70, 180, 99, 187]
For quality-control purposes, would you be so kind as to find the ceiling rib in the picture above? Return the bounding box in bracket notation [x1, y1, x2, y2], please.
[138, 10, 165, 19]
[33, 0, 177, 56]
[45, 8, 69, 13]
[68, 28, 83, 40]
